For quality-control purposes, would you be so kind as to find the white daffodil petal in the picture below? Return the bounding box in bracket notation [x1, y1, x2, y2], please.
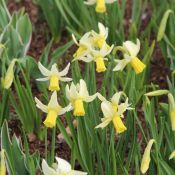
[79, 79, 89, 98]
[48, 91, 59, 108]
[69, 82, 79, 99]
[72, 34, 79, 46]
[95, 117, 112, 129]
[59, 63, 71, 76]
[59, 77, 72, 82]
[38, 62, 50, 76]
[59, 104, 73, 115]
[51, 64, 59, 75]
[111, 91, 123, 106]
[84, 93, 97, 102]
[105, 0, 117, 3]
[72, 170, 88, 175]
[97, 93, 107, 101]
[98, 22, 107, 37]
[42, 159, 57, 175]
[84, 0, 96, 5]
[35, 97, 48, 113]
[101, 101, 114, 117]
[56, 157, 71, 173]
[36, 77, 49, 82]
[113, 59, 130, 71]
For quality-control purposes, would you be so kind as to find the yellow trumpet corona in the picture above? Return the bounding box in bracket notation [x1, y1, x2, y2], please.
[96, 56, 106, 73]
[49, 75, 60, 91]
[73, 99, 85, 116]
[112, 116, 127, 133]
[96, 0, 106, 13]
[44, 109, 58, 128]
[130, 57, 146, 74]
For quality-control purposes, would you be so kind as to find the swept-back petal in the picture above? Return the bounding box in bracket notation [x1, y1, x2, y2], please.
[59, 63, 71, 77]
[42, 159, 57, 175]
[59, 104, 73, 115]
[79, 79, 89, 98]
[95, 117, 112, 129]
[35, 97, 48, 113]
[38, 62, 50, 76]
[101, 101, 114, 117]
[56, 157, 71, 173]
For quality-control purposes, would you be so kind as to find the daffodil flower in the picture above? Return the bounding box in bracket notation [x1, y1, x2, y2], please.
[113, 39, 146, 74]
[168, 93, 175, 131]
[84, 0, 116, 13]
[169, 150, 175, 160]
[1, 58, 17, 89]
[35, 91, 72, 128]
[140, 139, 155, 174]
[42, 157, 87, 175]
[72, 32, 93, 61]
[96, 92, 133, 133]
[66, 79, 97, 116]
[37, 62, 72, 91]
[0, 149, 6, 175]
[91, 22, 109, 48]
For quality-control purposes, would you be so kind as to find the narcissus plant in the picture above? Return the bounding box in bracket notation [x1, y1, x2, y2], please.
[37, 62, 72, 91]
[65, 79, 97, 116]
[35, 91, 72, 128]
[96, 92, 133, 133]
[113, 39, 146, 74]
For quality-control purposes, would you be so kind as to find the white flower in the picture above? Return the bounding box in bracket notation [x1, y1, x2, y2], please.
[42, 157, 87, 175]
[35, 91, 72, 128]
[66, 79, 97, 116]
[72, 32, 93, 61]
[37, 62, 72, 91]
[96, 92, 133, 133]
[113, 39, 146, 74]
[84, 0, 117, 13]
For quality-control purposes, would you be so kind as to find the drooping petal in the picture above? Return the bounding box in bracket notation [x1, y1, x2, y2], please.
[113, 58, 130, 71]
[97, 93, 107, 101]
[140, 139, 155, 174]
[38, 62, 50, 76]
[59, 77, 72, 82]
[101, 101, 114, 118]
[72, 34, 79, 45]
[59, 63, 71, 76]
[36, 77, 49, 82]
[84, 94, 97, 102]
[35, 97, 48, 113]
[95, 117, 112, 129]
[56, 157, 71, 173]
[59, 104, 73, 115]
[42, 159, 57, 175]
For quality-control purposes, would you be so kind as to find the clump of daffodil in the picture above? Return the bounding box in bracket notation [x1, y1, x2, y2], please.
[1, 58, 17, 89]
[140, 139, 155, 174]
[84, 0, 116, 13]
[35, 91, 72, 128]
[37, 62, 72, 91]
[66, 79, 97, 117]
[168, 93, 175, 131]
[72, 23, 113, 73]
[95, 91, 133, 133]
[42, 157, 87, 175]
[0, 149, 6, 175]
[72, 32, 93, 61]
[113, 39, 146, 74]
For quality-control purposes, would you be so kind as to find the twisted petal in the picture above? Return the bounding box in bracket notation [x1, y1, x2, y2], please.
[101, 101, 114, 118]
[95, 117, 112, 129]
[113, 58, 130, 71]
[97, 93, 107, 101]
[42, 159, 57, 175]
[59, 104, 73, 115]
[59, 63, 71, 76]
[84, 93, 97, 102]
[55, 157, 71, 173]
[35, 97, 48, 113]
[72, 34, 79, 45]
[38, 62, 50, 76]
[123, 39, 140, 58]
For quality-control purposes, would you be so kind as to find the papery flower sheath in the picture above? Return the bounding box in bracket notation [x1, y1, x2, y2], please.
[66, 79, 97, 116]
[37, 62, 72, 91]
[35, 91, 72, 128]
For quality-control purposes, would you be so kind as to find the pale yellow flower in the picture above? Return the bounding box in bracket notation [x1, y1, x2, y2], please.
[96, 92, 133, 133]
[168, 93, 175, 131]
[113, 39, 146, 74]
[66, 79, 97, 116]
[84, 0, 116, 13]
[42, 157, 87, 175]
[1, 58, 17, 89]
[169, 150, 175, 160]
[37, 62, 72, 91]
[140, 139, 155, 174]
[35, 91, 72, 128]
